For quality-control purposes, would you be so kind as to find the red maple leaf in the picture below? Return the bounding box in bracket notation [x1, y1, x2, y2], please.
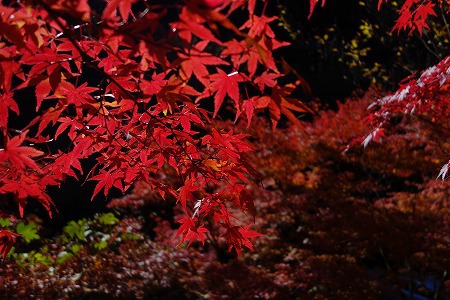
[208, 69, 244, 117]
[0, 176, 55, 217]
[177, 178, 198, 211]
[172, 7, 222, 45]
[175, 41, 227, 87]
[240, 15, 277, 38]
[0, 229, 20, 258]
[0, 132, 44, 171]
[0, 92, 19, 130]
[240, 96, 270, 127]
[90, 171, 125, 200]
[254, 71, 281, 92]
[0, 59, 24, 92]
[140, 72, 167, 96]
[175, 216, 209, 246]
[102, 0, 136, 21]
[56, 81, 98, 107]
[221, 39, 248, 69]
[35, 78, 52, 111]
[308, 0, 326, 19]
[222, 224, 262, 256]
[413, 2, 436, 35]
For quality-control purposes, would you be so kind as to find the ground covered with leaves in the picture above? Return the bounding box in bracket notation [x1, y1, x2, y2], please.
[1, 91, 449, 299]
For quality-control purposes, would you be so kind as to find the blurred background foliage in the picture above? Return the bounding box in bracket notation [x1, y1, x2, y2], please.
[276, 0, 450, 103]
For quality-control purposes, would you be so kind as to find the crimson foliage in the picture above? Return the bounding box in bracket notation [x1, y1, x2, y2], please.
[0, 0, 316, 255]
[0, 0, 449, 272]
[0, 0, 449, 298]
[1, 91, 448, 298]
[359, 1, 450, 179]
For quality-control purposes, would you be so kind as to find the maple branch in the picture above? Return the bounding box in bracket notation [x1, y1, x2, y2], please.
[36, 0, 143, 107]
[414, 32, 441, 60]
[37, 1, 193, 164]
[438, 4, 450, 38]
[261, 0, 269, 16]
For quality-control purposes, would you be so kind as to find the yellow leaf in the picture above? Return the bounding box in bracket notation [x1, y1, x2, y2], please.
[204, 159, 221, 171]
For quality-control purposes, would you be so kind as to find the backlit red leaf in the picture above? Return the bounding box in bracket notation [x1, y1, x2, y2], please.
[0, 132, 44, 171]
[209, 69, 244, 117]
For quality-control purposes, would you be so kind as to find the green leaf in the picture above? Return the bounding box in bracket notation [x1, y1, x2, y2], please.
[0, 218, 11, 227]
[120, 232, 142, 241]
[96, 212, 119, 226]
[7, 246, 16, 258]
[71, 243, 82, 254]
[63, 220, 87, 240]
[16, 222, 40, 243]
[94, 240, 108, 251]
[33, 253, 52, 266]
[56, 251, 74, 264]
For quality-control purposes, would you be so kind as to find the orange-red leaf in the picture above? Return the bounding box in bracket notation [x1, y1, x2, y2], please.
[209, 69, 244, 117]
[0, 132, 44, 171]
[0, 229, 20, 258]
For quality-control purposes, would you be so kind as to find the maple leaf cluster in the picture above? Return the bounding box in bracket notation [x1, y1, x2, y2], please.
[363, 55, 450, 174]
[390, 0, 438, 34]
[377, 0, 450, 35]
[0, 0, 314, 257]
[309, 1, 443, 36]
[314, 1, 450, 179]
